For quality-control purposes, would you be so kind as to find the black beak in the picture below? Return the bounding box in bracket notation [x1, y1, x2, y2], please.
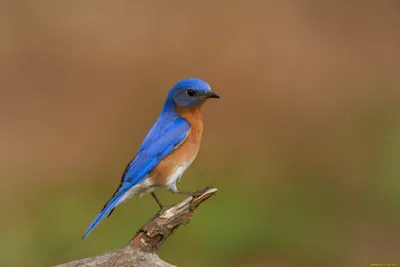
[208, 92, 220, 99]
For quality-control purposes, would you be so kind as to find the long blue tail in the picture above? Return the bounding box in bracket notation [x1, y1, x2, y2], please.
[82, 194, 124, 239]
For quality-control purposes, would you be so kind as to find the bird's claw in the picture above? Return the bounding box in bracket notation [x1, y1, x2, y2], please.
[193, 186, 212, 196]
[187, 186, 212, 212]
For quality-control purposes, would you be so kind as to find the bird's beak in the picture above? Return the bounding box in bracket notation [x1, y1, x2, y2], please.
[207, 91, 220, 99]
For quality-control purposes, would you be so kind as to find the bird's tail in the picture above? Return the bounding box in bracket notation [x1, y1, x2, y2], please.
[82, 193, 124, 240]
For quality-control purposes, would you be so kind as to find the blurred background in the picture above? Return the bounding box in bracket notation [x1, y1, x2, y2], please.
[1, 1, 400, 266]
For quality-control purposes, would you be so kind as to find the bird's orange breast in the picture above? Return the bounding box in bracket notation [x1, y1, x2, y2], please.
[148, 106, 203, 186]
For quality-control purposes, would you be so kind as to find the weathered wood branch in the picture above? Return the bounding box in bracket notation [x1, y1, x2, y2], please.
[55, 188, 218, 267]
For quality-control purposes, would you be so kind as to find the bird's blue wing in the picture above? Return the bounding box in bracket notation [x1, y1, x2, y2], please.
[82, 113, 190, 239]
[120, 115, 190, 188]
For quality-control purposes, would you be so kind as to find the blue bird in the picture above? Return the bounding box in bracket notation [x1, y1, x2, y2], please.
[82, 78, 219, 239]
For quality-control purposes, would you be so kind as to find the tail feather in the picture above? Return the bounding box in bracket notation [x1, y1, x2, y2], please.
[82, 194, 124, 239]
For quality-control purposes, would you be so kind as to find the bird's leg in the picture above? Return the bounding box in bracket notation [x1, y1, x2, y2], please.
[151, 192, 165, 210]
[168, 185, 211, 212]
[172, 189, 204, 197]
[171, 186, 212, 196]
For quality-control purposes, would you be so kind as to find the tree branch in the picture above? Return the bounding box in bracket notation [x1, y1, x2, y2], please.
[55, 188, 218, 267]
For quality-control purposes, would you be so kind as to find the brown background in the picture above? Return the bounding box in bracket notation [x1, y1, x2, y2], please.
[1, 1, 400, 266]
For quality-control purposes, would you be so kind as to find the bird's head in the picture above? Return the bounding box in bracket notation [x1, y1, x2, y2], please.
[166, 78, 219, 109]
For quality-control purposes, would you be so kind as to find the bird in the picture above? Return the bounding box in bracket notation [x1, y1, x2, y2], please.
[82, 78, 219, 239]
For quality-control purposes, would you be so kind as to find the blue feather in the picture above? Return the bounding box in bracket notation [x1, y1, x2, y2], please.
[82, 194, 124, 239]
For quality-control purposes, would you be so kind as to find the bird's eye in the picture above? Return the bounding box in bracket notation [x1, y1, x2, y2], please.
[187, 89, 196, 96]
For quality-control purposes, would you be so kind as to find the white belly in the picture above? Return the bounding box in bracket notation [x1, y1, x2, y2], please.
[116, 156, 195, 206]
[116, 157, 195, 206]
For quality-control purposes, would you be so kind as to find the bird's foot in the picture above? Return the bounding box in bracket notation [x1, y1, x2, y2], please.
[151, 192, 167, 211]
[180, 186, 212, 197]
[187, 186, 212, 212]
[170, 186, 213, 212]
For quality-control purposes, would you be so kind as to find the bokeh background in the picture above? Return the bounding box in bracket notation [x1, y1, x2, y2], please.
[1, 1, 400, 266]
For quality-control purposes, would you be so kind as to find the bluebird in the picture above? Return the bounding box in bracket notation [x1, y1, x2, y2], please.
[82, 78, 219, 239]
